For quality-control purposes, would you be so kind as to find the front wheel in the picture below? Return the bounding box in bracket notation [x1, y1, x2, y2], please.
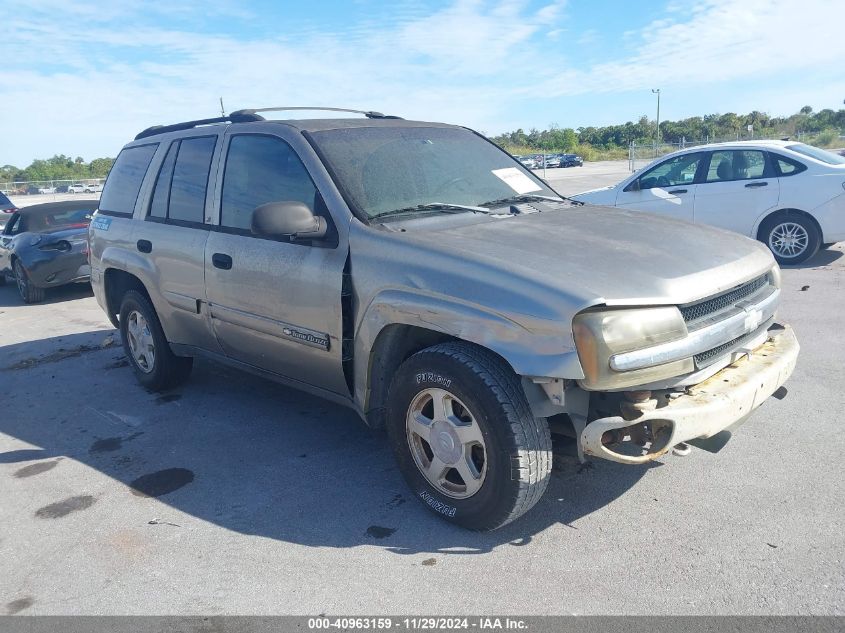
[119, 290, 193, 391]
[760, 213, 820, 265]
[386, 342, 552, 531]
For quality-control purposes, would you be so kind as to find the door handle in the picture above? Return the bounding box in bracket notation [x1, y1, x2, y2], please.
[212, 253, 233, 270]
[136, 239, 152, 253]
[668, 189, 687, 194]
[745, 182, 768, 188]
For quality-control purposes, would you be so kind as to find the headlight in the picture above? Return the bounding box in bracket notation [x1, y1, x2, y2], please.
[30, 235, 42, 246]
[572, 307, 692, 390]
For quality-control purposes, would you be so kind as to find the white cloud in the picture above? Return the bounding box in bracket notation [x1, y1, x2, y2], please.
[0, 0, 843, 165]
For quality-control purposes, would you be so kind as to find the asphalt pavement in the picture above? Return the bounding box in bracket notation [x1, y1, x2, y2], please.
[0, 163, 843, 615]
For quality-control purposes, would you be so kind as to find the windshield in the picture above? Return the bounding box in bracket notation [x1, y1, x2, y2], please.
[786, 143, 845, 165]
[309, 126, 557, 218]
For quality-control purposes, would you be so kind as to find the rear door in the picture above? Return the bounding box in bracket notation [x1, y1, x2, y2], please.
[692, 149, 780, 236]
[134, 135, 224, 353]
[614, 151, 705, 223]
[203, 129, 349, 395]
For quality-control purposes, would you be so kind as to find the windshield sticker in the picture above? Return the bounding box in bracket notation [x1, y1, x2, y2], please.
[91, 216, 111, 231]
[492, 168, 542, 194]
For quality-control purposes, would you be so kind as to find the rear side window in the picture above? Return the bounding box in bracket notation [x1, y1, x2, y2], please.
[0, 192, 11, 207]
[220, 134, 317, 231]
[99, 144, 158, 216]
[705, 150, 767, 182]
[149, 143, 177, 219]
[169, 136, 217, 223]
[146, 136, 217, 224]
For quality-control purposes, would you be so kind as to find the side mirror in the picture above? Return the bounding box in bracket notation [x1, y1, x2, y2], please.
[251, 201, 327, 241]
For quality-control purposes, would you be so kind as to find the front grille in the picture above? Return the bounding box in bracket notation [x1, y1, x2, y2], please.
[680, 275, 769, 324]
[694, 329, 762, 367]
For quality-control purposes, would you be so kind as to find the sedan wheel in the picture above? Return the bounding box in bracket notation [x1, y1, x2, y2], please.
[769, 221, 809, 260]
[761, 213, 820, 265]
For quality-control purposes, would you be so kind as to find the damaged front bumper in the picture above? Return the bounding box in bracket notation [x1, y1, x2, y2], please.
[580, 324, 799, 465]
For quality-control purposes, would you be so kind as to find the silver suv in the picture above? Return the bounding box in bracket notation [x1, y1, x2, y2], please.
[89, 107, 799, 530]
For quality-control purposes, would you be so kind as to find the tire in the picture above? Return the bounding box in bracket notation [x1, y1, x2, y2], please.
[759, 212, 820, 266]
[13, 260, 45, 303]
[386, 342, 552, 531]
[119, 290, 193, 391]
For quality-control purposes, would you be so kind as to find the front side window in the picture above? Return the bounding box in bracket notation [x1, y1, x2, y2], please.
[221, 135, 317, 231]
[705, 150, 766, 182]
[639, 152, 704, 189]
[168, 136, 217, 224]
[99, 144, 158, 215]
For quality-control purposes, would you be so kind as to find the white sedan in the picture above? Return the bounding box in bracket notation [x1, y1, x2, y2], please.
[573, 140, 845, 264]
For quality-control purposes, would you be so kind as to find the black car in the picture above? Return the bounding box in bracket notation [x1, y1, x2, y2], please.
[0, 200, 97, 303]
[0, 191, 17, 229]
[560, 153, 584, 167]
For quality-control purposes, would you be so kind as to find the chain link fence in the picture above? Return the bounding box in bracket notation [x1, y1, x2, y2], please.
[1, 178, 106, 197]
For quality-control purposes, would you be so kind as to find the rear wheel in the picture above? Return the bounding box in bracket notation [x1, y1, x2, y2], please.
[386, 342, 552, 531]
[119, 290, 192, 391]
[759, 212, 820, 265]
[13, 260, 45, 303]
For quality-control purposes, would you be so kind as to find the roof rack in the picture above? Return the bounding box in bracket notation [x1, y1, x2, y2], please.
[230, 106, 403, 120]
[134, 111, 265, 140]
[134, 106, 403, 141]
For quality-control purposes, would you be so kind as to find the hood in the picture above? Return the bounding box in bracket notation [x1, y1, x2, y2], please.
[571, 186, 617, 205]
[399, 204, 775, 307]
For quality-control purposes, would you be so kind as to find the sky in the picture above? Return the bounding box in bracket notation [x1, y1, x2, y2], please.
[2, 0, 845, 166]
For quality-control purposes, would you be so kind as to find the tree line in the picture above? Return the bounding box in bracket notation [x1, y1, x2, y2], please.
[3, 106, 842, 180]
[490, 106, 845, 156]
[1, 154, 115, 185]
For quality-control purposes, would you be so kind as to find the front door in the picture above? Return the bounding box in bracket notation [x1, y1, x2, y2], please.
[204, 132, 348, 396]
[616, 151, 706, 223]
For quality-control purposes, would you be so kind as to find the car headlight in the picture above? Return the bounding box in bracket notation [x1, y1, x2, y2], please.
[30, 235, 42, 246]
[572, 307, 692, 390]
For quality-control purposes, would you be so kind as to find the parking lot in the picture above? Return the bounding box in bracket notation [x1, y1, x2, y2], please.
[1, 163, 844, 616]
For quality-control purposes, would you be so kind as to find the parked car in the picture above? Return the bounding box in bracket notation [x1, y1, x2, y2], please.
[84, 183, 103, 193]
[541, 155, 561, 169]
[67, 184, 87, 193]
[55, 185, 70, 193]
[0, 200, 96, 302]
[0, 192, 18, 229]
[516, 155, 538, 169]
[38, 186, 57, 194]
[573, 141, 845, 264]
[89, 108, 797, 530]
[561, 154, 583, 167]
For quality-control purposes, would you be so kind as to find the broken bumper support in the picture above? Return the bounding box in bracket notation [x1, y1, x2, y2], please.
[580, 324, 799, 465]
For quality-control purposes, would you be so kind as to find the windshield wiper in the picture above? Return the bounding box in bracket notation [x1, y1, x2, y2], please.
[479, 193, 571, 208]
[371, 202, 493, 220]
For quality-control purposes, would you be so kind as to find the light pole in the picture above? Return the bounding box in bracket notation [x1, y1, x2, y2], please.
[651, 88, 661, 146]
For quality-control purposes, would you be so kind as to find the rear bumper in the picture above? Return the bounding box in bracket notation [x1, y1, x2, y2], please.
[580, 324, 799, 464]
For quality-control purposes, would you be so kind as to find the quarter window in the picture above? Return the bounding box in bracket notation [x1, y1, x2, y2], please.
[638, 152, 704, 189]
[706, 150, 766, 182]
[220, 135, 317, 231]
[99, 144, 158, 216]
[771, 153, 807, 177]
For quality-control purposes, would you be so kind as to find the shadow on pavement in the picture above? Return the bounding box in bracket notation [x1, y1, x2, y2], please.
[0, 281, 93, 307]
[0, 330, 651, 555]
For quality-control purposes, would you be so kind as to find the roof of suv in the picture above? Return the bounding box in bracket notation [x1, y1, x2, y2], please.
[133, 108, 459, 141]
